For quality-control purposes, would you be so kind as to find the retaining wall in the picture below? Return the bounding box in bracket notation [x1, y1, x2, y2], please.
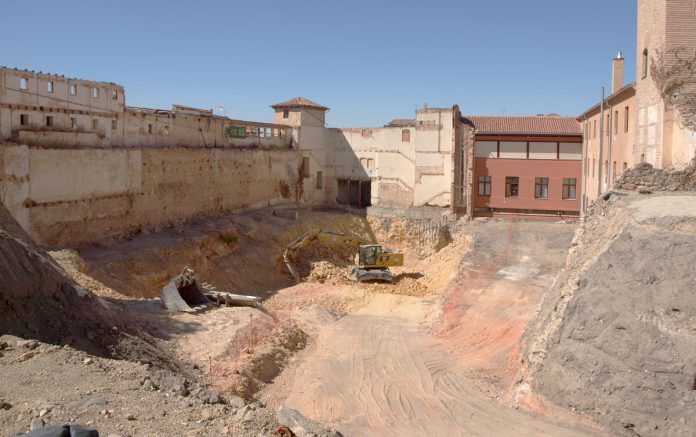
[0, 143, 301, 247]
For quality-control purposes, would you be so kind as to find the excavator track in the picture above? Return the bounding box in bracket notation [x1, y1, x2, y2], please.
[352, 267, 394, 283]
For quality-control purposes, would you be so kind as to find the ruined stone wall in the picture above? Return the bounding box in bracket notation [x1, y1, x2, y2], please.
[0, 143, 301, 247]
[615, 159, 696, 192]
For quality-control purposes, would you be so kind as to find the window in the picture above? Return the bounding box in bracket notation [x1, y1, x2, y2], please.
[92, 88, 99, 98]
[163, 125, 169, 135]
[46, 116, 53, 127]
[70, 117, 77, 128]
[302, 157, 310, 178]
[592, 159, 596, 177]
[112, 119, 117, 131]
[112, 90, 118, 100]
[606, 114, 610, 137]
[535, 177, 549, 199]
[92, 119, 99, 130]
[614, 110, 618, 134]
[20, 114, 28, 126]
[47, 81, 53, 93]
[361, 129, 372, 137]
[402, 129, 410, 142]
[562, 178, 576, 200]
[623, 162, 628, 170]
[19, 77, 28, 90]
[624, 106, 630, 132]
[283, 109, 289, 119]
[147, 124, 153, 134]
[367, 158, 375, 169]
[478, 175, 491, 196]
[70, 84, 76, 95]
[316, 171, 323, 189]
[505, 177, 519, 197]
[642, 48, 648, 79]
[593, 120, 596, 139]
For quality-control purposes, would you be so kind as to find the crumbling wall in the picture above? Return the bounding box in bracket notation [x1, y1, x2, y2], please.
[615, 159, 696, 191]
[0, 143, 301, 247]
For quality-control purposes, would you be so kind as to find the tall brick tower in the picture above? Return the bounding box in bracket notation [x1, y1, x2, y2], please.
[635, 0, 696, 168]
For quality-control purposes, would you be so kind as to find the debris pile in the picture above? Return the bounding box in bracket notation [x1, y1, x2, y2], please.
[305, 260, 354, 285]
[287, 241, 357, 281]
[364, 273, 430, 297]
[616, 159, 696, 192]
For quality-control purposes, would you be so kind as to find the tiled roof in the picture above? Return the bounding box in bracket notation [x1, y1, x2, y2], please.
[386, 118, 417, 127]
[271, 97, 329, 111]
[462, 115, 582, 135]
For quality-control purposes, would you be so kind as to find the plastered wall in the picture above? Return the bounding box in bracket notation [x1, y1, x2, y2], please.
[297, 107, 457, 209]
[0, 144, 301, 247]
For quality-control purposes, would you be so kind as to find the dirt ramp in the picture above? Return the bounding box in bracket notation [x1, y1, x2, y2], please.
[520, 194, 696, 436]
[0, 203, 119, 354]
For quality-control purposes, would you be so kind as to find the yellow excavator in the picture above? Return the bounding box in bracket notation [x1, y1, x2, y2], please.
[283, 229, 404, 283]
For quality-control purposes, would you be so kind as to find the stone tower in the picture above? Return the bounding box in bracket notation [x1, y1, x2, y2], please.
[635, 0, 696, 168]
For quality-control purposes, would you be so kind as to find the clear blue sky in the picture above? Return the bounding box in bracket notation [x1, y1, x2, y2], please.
[0, 0, 636, 126]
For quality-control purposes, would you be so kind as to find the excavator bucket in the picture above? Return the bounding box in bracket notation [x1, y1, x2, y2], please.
[160, 268, 213, 313]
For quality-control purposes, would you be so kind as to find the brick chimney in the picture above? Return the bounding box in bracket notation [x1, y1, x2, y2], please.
[612, 51, 624, 94]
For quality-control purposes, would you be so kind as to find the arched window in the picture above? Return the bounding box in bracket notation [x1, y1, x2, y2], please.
[642, 48, 649, 79]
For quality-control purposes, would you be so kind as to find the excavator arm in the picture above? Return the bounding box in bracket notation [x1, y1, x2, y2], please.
[283, 229, 366, 281]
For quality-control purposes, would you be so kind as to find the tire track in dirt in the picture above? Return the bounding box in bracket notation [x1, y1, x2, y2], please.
[279, 294, 594, 436]
[437, 221, 575, 394]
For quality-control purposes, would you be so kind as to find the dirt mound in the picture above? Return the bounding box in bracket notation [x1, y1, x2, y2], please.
[367, 215, 451, 259]
[0, 203, 191, 375]
[519, 194, 696, 436]
[305, 260, 354, 284]
[0, 202, 121, 355]
[289, 241, 358, 283]
[362, 273, 430, 297]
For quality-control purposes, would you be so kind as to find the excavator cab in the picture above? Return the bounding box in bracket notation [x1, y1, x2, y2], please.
[358, 244, 404, 270]
[359, 244, 381, 266]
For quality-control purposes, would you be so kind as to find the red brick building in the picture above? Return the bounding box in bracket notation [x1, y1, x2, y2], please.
[463, 116, 583, 219]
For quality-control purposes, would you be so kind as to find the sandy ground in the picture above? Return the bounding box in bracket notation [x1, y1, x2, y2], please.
[38, 209, 607, 436]
[438, 221, 575, 396]
[268, 294, 593, 437]
[256, 220, 600, 436]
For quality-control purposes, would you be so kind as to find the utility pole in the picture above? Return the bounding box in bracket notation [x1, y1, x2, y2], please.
[598, 88, 605, 198]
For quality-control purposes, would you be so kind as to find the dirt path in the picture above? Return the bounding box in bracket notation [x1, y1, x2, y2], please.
[439, 221, 576, 395]
[272, 294, 592, 436]
[259, 221, 600, 436]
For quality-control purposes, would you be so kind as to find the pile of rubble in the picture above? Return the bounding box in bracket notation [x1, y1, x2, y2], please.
[616, 159, 696, 192]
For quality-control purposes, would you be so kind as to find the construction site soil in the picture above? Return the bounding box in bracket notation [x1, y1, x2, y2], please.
[4, 195, 694, 436]
[519, 193, 696, 437]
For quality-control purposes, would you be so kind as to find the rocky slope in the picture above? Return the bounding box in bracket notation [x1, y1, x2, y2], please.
[519, 193, 696, 436]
